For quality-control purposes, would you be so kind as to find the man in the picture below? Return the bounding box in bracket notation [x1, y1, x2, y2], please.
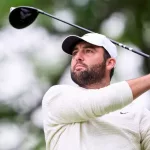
[42, 33, 150, 150]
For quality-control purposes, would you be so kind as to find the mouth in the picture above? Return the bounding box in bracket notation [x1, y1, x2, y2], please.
[74, 65, 86, 71]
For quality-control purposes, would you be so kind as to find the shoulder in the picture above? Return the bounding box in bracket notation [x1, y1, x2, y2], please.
[141, 107, 150, 119]
[46, 85, 68, 93]
[42, 85, 69, 106]
[44, 84, 80, 96]
[43, 85, 72, 97]
[42, 84, 81, 103]
[130, 104, 150, 123]
[138, 108, 150, 139]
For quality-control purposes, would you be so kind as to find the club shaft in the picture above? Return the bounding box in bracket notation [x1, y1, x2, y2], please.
[39, 10, 93, 33]
[39, 10, 150, 59]
[110, 39, 150, 58]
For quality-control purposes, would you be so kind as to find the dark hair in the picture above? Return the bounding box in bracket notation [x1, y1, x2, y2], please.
[103, 49, 114, 80]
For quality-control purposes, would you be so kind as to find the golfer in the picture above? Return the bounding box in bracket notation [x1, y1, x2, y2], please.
[42, 33, 150, 150]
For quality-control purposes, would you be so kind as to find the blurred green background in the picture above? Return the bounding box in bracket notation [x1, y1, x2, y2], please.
[0, 0, 150, 149]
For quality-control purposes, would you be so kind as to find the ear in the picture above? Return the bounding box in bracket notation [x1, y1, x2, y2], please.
[106, 58, 116, 71]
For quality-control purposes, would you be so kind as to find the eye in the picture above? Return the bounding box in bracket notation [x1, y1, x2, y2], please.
[72, 50, 78, 56]
[85, 49, 93, 53]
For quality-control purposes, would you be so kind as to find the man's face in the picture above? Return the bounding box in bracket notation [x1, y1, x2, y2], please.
[70, 41, 107, 87]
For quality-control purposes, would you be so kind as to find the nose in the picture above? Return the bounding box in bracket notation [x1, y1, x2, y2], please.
[74, 51, 84, 62]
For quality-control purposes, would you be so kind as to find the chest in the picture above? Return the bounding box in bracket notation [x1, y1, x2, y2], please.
[81, 110, 141, 142]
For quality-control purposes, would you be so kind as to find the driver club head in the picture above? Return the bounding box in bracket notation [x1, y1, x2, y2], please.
[9, 6, 39, 29]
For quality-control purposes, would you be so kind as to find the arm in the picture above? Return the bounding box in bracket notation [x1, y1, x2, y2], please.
[42, 81, 133, 124]
[140, 109, 150, 150]
[127, 74, 150, 99]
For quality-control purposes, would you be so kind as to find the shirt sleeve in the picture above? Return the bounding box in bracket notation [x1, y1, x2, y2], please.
[42, 81, 133, 124]
[140, 108, 150, 150]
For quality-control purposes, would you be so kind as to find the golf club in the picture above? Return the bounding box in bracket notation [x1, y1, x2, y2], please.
[9, 6, 150, 58]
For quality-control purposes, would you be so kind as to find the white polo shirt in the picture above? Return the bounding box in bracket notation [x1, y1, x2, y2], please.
[42, 81, 150, 150]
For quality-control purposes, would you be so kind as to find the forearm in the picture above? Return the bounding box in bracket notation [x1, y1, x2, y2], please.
[127, 74, 150, 99]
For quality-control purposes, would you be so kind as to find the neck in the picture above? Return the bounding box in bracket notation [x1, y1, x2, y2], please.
[82, 77, 110, 89]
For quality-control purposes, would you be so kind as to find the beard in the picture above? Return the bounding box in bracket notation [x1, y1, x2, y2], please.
[71, 61, 106, 87]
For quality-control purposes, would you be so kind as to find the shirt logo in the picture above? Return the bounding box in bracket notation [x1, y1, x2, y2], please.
[120, 112, 129, 114]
